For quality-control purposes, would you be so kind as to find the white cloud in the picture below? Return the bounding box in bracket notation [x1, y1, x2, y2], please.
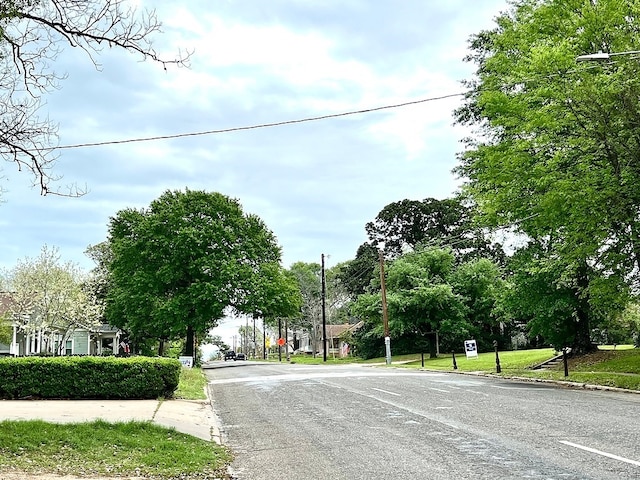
[0, 0, 509, 274]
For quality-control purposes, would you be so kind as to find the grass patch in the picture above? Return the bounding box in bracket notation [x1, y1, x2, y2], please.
[366, 347, 640, 391]
[520, 348, 640, 390]
[0, 419, 231, 479]
[266, 354, 357, 365]
[386, 348, 556, 372]
[174, 367, 208, 400]
[574, 349, 640, 374]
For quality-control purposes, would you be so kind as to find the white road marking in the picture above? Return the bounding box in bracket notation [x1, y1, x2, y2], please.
[560, 441, 640, 467]
[372, 387, 401, 396]
[208, 371, 444, 385]
[429, 388, 450, 393]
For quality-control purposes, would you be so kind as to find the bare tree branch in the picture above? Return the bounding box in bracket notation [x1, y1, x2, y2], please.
[0, 0, 190, 196]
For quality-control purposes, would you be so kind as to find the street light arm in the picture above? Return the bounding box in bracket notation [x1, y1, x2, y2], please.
[576, 51, 611, 62]
[576, 50, 640, 62]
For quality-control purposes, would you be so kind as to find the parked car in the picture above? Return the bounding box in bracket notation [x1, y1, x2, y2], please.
[224, 350, 236, 361]
[235, 352, 246, 361]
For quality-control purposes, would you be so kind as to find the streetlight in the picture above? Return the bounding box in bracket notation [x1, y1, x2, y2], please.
[576, 50, 640, 62]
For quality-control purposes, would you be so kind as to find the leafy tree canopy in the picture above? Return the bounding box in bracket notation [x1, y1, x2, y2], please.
[105, 189, 282, 356]
[366, 197, 501, 261]
[353, 247, 507, 357]
[340, 197, 503, 299]
[455, 0, 640, 290]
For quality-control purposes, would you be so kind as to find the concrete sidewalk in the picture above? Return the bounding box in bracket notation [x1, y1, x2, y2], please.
[0, 398, 221, 443]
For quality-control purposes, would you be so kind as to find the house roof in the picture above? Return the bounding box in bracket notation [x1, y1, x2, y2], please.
[325, 322, 363, 338]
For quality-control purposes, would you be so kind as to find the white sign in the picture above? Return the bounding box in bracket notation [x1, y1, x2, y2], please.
[179, 356, 194, 368]
[464, 340, 478, 359]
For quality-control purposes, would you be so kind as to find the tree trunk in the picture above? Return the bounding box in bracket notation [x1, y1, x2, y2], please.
[185, 325, 194, 357]
[429, 334, 438, 359]
[573, 262, 595, 353]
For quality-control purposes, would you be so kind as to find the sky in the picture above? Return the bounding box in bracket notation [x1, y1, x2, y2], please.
[1, 0, 509, 344]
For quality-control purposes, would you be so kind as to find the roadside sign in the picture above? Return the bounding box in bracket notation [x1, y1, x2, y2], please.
[464, 340, 478, 359]
[179, 356, 193, 368]
[277, 337, 285, 346]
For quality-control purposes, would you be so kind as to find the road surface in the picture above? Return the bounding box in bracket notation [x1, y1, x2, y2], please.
[204, 362, 640, 480]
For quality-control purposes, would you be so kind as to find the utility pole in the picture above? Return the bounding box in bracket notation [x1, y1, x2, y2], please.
[245, 315, 249, 354]
[285, 317, 290, 361]
[263, 318, 267, 360]
[321, 253, 327, 362]
[379, 250, 391, 365]
[278, 317, 282, 362]
[253, 314, 257, 359]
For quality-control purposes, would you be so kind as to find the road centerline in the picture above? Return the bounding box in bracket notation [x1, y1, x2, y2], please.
[560, 440, 640, 467]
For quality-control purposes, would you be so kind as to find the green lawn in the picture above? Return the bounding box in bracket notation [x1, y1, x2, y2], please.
[0, 367, 228, 479]
[174, 366, 208, 400]
[385, 346, 640, 391]
[0, 420, 231, 479]
[391, 348, 556, 372]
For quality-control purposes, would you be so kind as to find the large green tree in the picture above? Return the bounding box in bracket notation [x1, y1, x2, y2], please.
[456, 0, 640, 286]
[0, 0, 187, 196]
[455, 0, 640, 350]
[341, 197, 503, 300]
[352, 247, 506, 358]
[105, 189, 282, 357]
[366, 197, 501, 261]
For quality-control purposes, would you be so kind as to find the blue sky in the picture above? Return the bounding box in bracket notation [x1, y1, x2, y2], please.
[1, 0, 509, 340]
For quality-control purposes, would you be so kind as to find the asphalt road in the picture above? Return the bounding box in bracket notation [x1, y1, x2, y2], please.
[204, 362, 640, 480]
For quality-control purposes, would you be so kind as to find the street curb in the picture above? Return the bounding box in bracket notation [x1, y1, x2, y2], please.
[416, 367, 640, 395]
[202, 376, 225, 445]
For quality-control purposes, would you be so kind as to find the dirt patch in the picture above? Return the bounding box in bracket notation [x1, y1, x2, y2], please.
[566, 350, 618, 370]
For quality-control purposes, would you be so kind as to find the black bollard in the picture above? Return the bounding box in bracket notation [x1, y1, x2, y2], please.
[452, 351, 457, 370]
[493, 340, 501, 373]
[563, 347, 569, 377]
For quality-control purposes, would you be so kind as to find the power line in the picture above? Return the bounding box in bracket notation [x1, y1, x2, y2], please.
[47, 93, 466, 151]
[20, 61, 605, 154]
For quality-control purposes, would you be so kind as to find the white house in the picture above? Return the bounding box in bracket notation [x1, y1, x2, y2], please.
[0, 292, 122, 356]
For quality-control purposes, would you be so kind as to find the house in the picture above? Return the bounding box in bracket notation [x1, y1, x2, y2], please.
[289, 321, 363, 357]
[0, 292, 122, 356]
[324, 322, 363, 357]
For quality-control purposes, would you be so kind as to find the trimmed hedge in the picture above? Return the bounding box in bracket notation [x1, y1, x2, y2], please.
[0, 356, 181, 400]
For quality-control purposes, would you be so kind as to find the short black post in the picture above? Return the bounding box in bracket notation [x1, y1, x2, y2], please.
[493, 340, 501, 373]
[421, 352, 425, 368]
[452, 351, 457, 370]
[563, 347, 569, 377]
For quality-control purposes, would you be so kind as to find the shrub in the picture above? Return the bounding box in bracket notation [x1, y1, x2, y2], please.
[0, 356, 181, 400]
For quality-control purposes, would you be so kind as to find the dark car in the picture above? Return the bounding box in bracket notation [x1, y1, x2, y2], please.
[235, 352, 246, 361]
[224, 350, 236, 361]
